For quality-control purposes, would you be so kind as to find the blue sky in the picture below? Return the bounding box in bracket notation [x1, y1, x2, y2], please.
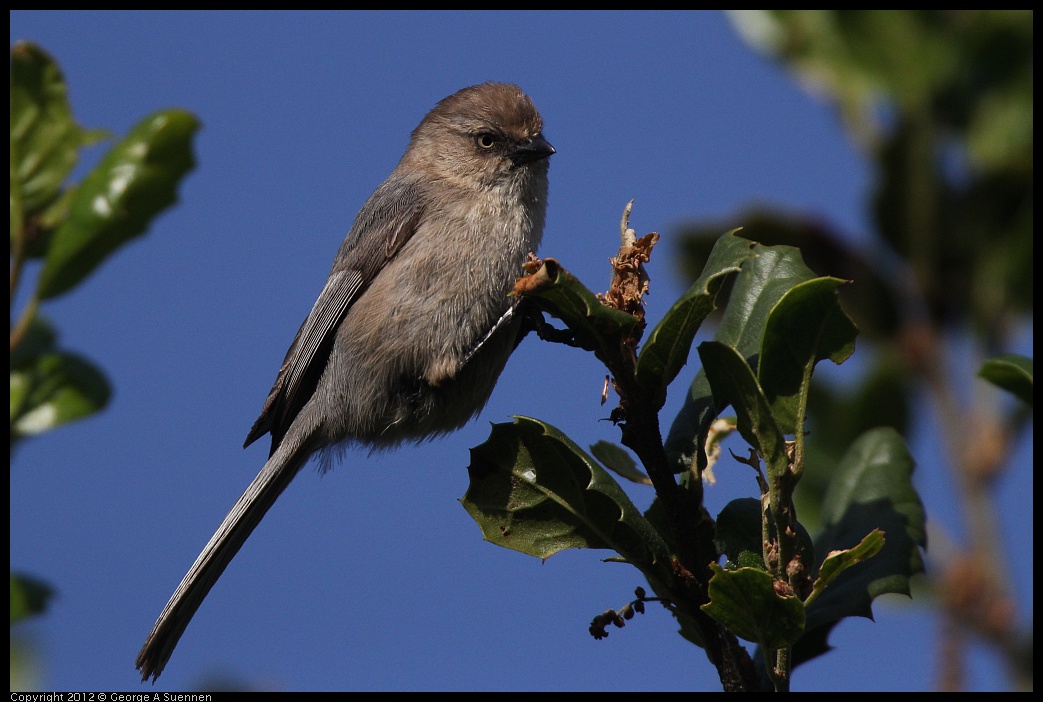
[10, 10, 1032, 692]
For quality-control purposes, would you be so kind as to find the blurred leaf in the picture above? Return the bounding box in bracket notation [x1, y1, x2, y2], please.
[964, 66, 1033, 174]
[10, 572, 55, 624]
[515, 258, 641, 367]
[665, 241, 819, 471]
[10, 41, 108, 228]
[962, 171, 1034, 326]
[461, 417, 672, 580]
[635, 230, 754, 408]
[37, 109, 199, 299]
[759, 277, 858, 434]
[870, 106, 1032, 334]
[727, 11, 1029, 141]
[701, 564, 805, 649]
[871, 116, 964, 327]
[978, 354, 1032, 407]
[11, 350, 111, 440]
[798, 355, 912, 531]
[9, 316, 59, 370]
[589, 440, 650, 485]
[9, 633, 41, 692]
[731, 11, 1034, 339]
[793, 427, 926, 668]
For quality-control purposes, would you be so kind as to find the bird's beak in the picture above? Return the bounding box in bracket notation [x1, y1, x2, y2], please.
[510, 134, 556, 166]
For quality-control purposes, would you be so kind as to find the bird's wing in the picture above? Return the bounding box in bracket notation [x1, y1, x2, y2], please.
[244, 177, 426, 452]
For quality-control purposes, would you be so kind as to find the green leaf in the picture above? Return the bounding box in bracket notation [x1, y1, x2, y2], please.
[515, 259, 641, 367]
[11, 350, 112, 439]
[715, 498, 815, 572]
[978, 354, 1032, 407]
[804, 528, 885, 608]
[794, 428, 925, 666]
[665, 241, 821, 471]
[758, 277, 858, 434]
[589, 440, 651, 485]
[37, 109, 199, 299]
[10, 42, 107, 224]
[714, 498, 767, 568]
[674, 209, 902, 340]
[10, 572, 55, 624]
[635, 230, 755, 408]
[701, 563, 805, 649]
[697, 341, 786, 478]
[461, 417, 671, 579]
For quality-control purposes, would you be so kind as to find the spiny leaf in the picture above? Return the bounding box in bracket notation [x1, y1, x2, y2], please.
[665, 241, 821, 471]
[461, 416, 671, 581]
[590, 440, 651, 485]
[758, 277, 858, 434]
[697, 341, 786, 478]
[635, 230, 754, 408]
[792, 428, 925, 668]
[701, 564, 805, 649]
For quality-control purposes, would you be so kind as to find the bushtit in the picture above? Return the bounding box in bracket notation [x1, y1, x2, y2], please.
[136, 82, 554, 682]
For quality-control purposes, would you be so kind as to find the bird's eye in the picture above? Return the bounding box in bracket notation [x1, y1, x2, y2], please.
[475, 133, 497, 150]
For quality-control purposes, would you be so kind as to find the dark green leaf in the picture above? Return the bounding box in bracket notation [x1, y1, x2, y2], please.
[674, 209, 902, 340]
[796, 428, 925, 664]
[758, 277, 858, 434]
[665, 241, 820, 471]
[697, 341, 786, 477]
[715, 498, 816, 573]
[978, 354, 1032, 407]
[461, 417, 672, 580]
[714, 498, 765, 567]
[635, 230, 754, 408]
[701, 564, 805, 649]
[37, 109, 199, 299]
[589, 440, 650, 485]
[10, 572, 55, 623]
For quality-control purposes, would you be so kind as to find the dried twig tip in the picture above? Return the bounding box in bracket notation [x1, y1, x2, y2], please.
[620, 199, 636, 247]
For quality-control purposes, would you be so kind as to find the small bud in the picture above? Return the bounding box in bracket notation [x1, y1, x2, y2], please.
[773, 579, 795, 598]
[589, 612, 611, 640]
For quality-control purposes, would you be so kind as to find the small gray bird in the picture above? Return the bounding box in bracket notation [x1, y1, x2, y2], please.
[136, 82, 554, 682]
